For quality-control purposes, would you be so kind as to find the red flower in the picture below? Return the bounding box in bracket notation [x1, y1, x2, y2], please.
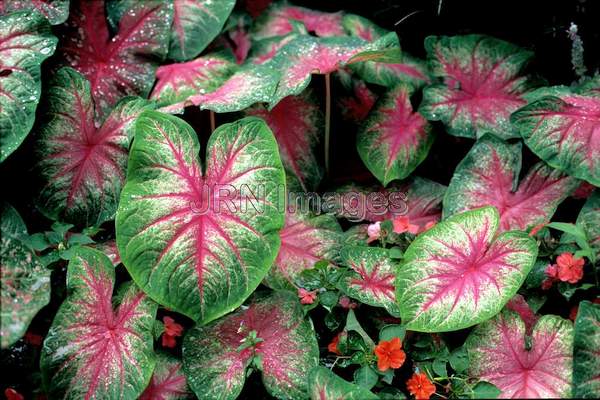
[556, 252, 585, 284]
[393, 216, 419, 235]
[4, 388, 24, 400]
[161, 316, 183, 348]
[406, 372, 436, 400]
[374, 337, 406, 372]
[328, 333, 343, 355]
[338, 296, 357, 309]
[298, 288, 318, 305]
[542, 263, 559, 289]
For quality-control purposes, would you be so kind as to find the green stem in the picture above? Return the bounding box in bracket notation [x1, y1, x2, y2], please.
[324, 73, 331, 176]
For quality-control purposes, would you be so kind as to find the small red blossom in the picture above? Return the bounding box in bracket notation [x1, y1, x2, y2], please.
[161, 316, 183, 348]
[367, 222, 381, 243]
[542, 263, 559, 289]
[4, 388, 24, 400]
[406, 372, 436, 400]
[556, 252, 585, 284]
[298, 288, 318, 305]
[393, 216, 419, 235]
[24, 331, 43, 346]
[338, 295, 357, 309]
[374, 337, 406, 372]
[328, 332, 343, 355]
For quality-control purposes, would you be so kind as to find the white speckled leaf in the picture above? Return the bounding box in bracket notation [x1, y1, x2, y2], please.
[573, 300, 600, 398]
[253, 4, 344, 40]
[1, 0, 69, 24]
[575, 190, 600, 260]
[308, 367, 379, 400]
[140, 353, 192, 400]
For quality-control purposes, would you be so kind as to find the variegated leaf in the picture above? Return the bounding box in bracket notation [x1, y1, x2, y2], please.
[140, 353, 192, 400]
[253, 4, 344, 40]
[397, 206, 538, 332]
[342, 14, 387, 42]
[308, 367, 379, 400]
[576, 190, 600, 260]
[573, 300, 600, 398]
[1, 0, 69, 24]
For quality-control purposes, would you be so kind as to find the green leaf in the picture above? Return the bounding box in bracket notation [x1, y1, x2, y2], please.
[432, 358, 448, 377]
[379, 324, 406, 342]
[449, 346, 469, 373]
[320, 291, 340, 311]
[472, 381, 501, 399]
[1, 0, 70, 25]
[575, 190, 600, 261]
[308, 367, 379, 400]
[353, 366, 379, 390]
[573, 301, 600, 398]
[345, 310, 376, 349]
[558, 282, 594, 301]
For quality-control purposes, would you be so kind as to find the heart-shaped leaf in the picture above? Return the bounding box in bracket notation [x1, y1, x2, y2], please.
[342, 14, 387, 42]
[443, 134, 579, 232]
[182, 291, 319, 400]
[59, 0, 172, 117]
[396, 206, 538, 332]
[357, 84, 434, 186]
[267, 35, 366, 108]
[151, 53, 237, 113]
[511, 87, 600, 186]
[576, 190, 599, 260]
[466, 310, 573, 398]
[116, 113, 285, 323]
[577, 75, 600, 97]
[40, 247, 157, 399]
[140, 353, 192, 400]
[1, 0, 69, 24]
[253, 4, 344, 40]
[573, 300, 600, 398]
[420, 34, 533, 139]
[0, 11, 57, 162]
[36, 67, 154, 227]
[265, 210, 341, 289]
[338, 246, 400, 316]
[246, 91, 322, 191]
[308, 366, 379, 400]
[168, 0, 235, 61]
[1, 203, 50, 348]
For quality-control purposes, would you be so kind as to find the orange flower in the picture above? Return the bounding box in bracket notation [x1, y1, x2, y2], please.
[328, 333, 342, 355]
[406, 372, 436, 400]
[374, 337, 406, 372]
[556, 252, 585, 284]
[393, 217, 419, 235]
[298, 288, 318, 305]
[161, 316, 183, 348]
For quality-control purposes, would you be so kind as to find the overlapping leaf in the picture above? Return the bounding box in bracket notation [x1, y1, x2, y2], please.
[576, 190, 600, 260]
[0, 11, 57, 162]
[40, 247, 157, 399]
[420, 34, 533, 139]
[1, 203, 50, 348]
[0, 0, 69, 24]
[37, 67, 154, 227]
[511, 87, 600, 186]
[573, 300, 600, 398]
[342, 14, 387, 42]
[466, 310, 573, 398]
[308, 367, 379, 400]
[338, 246, 400, 315]
[253, 4, 344, 40]
[265, 210, 341, 289]
[397, 206, 537, 332]
[182, 292, 319, 400]
[245, 91, 322, 191]
[59, 0, 172, 117]
[168, 0, 235, 61]
[116, 113, 285, 323]
[139, 353, 192, 400]
[443, 134, 579, 232]
[151, 53, 237, 113]
[357, 84, 434, 186]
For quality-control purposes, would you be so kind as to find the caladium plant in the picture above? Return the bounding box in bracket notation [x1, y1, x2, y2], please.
[396, 206, 538, 332]
[40, 247, 157, 399]
[420, 34, 533, 139]
[0, 0, 70, 24]
[1, 203, 50, 349]
[308, 366, 379, 400]
[253, 4, 344, 40]
[466, 310, 573, 398]
[139, 353, 192, 400]
[575, 190, 600, 260]
[357, 83, 434, 186]
[168, 0, 235, 61]
[443, 134, 579, 232]
[573, 300, 600, 398]
[182, 291, 319, 400]
[511, 87, 600, 186]
[59, 0, 172, 117]
[36, 67, 154, 227]
[0, 10, 57, 162]
[116, 112, 285, 323]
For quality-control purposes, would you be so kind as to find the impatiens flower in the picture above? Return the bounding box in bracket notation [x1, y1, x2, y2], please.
[161, 316, 183, 348]
[338, 295, 357, 309]
[367, 221, 382, 243]
[406, 372, 436, 400]
[542, 263, 559, 289]
[298, 288, 318, 305]
[374, 337, 406, 372]
[393, 216, 419, 235]
[4, 388, 24, 400]
[328, 332, 343, 355]
[556, 252, 585, 283]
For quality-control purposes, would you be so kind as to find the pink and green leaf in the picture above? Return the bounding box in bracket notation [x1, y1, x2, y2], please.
[420, 34, 533, 139]
[36, 67, 154, 227]
[245, 91, 322, 191]
[253, 4, 344, 40]
[59, 0, 172, 118]
[40, 247, 157, 399]
[168, 0, 235, 61]
[511, 88, 600, 186]
[308, 366, 379, 400]
[357, 84, 434, 186]
[248, 21, 307, 65]
[116, 113, 285, 323]
[342, 14, 387, 42]
[1, 203, 50, 349]
[140, 353, 192, 400]
[265, 210, 342, 290]
[443, 134, 579, 232]
[576, 190, 600, 260]
[151, 53, 237, 113]
[1, 0, 69, 24]
[397, 206, 538, 332]
[0, 11, 57, 162]
[338, 246, 400, 316]
[182, 292, 319, 400]
[573, 300, 600, 398]
[466, 310, 573, 398]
